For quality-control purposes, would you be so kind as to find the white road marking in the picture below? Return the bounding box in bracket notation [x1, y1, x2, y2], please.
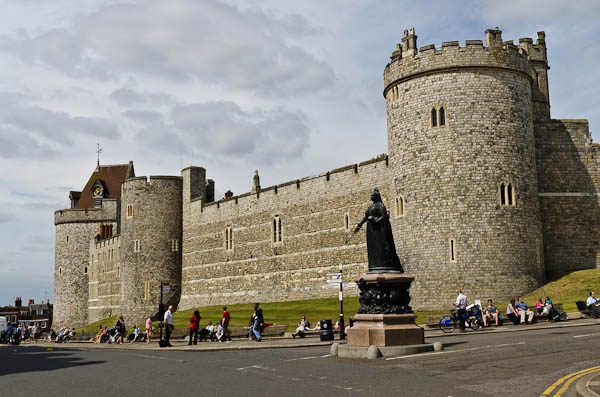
[123, 353, 184, 363]
[285, 354, 331, 362]
[385, 341, 526, 361]
[573, 332, 600, 338]
[236, 364, 275, 371]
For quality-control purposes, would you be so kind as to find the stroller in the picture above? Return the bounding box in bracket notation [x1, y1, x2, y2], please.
[106, 327, 123, 344]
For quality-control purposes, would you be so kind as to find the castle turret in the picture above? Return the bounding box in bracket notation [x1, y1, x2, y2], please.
[53, 163, 131, 328]
[384, 28, 545, 309]
[119, 175, 183, 325]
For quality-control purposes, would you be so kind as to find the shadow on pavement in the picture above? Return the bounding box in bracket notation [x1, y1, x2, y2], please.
[441, 341, 467, 348]
[0, 346, 104, 377]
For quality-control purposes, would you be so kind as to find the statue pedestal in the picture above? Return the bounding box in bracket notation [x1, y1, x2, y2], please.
[347, 273, 424, 347]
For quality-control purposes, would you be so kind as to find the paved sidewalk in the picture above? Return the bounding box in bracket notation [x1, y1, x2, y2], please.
[19, 335, 334, 352]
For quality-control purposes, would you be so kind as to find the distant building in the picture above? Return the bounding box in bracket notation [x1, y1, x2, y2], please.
[0, 298, 53, 332]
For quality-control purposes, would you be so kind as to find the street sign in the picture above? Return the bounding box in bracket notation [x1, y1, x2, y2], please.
[326, 279, 342, 284]
[162, 282, 171, 293]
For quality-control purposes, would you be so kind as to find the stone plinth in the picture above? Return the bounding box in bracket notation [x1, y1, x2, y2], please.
[347, 313, 424, 347]
[347, 273, 424, 347]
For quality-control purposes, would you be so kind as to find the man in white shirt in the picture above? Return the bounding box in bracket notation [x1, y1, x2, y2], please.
[164, 305, 174, 347]
[455, 289, 467, 331]
[587, 291, 599, 319]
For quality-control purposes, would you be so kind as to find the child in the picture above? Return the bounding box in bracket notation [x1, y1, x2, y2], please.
[535, 298, 544, 315]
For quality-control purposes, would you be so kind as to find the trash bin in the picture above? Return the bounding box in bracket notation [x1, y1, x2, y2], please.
[320, 320, 334, 341]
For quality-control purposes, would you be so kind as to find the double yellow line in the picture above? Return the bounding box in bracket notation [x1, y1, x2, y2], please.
[541, 365, 600, 396]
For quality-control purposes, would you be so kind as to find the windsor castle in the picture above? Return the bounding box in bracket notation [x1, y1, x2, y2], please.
[54, 28, 600, 328]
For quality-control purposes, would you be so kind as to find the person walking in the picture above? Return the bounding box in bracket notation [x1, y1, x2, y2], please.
[455, 289, 467, 331]
[188, 310, 200, 345]
[221, 307, 231, 342]
[252, 303, 263, 342]
[164, 305, 174, 347]
[145, 316, 153, 344]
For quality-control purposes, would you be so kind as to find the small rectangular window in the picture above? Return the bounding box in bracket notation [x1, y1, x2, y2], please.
[449, 238, 457, 263]
[439, 107, 446, 126]
[127, 204, 134, 218]
[344, 213, 350, 231]
[66, 235, 69, 244]
[134, 240, 141, 252]
[171, 239, 179, 252]
[395, 196, 405, 218]
[224, 228, 233, 251]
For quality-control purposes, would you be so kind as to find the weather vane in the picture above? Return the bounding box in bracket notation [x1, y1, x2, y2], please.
[96, 142, 102, 168]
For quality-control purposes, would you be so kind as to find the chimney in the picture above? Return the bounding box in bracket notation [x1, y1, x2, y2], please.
[28, 299, 34, 305]
[15, 297, 22, 307]
[224, 190, 233, 199]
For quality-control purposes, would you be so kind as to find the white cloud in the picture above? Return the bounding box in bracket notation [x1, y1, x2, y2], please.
[0, 0, 335, 97]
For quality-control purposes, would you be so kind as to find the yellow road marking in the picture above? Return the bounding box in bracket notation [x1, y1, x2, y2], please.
[554, 368, 600, 396]
[541, 366, 600, 396]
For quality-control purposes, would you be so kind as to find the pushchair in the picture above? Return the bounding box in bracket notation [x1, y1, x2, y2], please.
[107, 327, 123, 344]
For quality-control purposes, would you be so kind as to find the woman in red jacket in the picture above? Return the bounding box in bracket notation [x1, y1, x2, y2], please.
[188, 310, 201, 345]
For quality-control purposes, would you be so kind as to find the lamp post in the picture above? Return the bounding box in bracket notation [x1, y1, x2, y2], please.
[339, 263, 345, 340]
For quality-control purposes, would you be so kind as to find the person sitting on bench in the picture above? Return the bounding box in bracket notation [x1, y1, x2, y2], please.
[515, 297, 535, 324]
[506, 299, 520, 325]
[292, 315, 308, 339]
[587, 291, 599, 319]
[483, 299, 500, 327]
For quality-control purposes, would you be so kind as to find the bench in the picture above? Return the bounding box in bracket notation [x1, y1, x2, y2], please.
[174, 324, 288, 340]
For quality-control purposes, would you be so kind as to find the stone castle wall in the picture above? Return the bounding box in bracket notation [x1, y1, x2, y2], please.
[53, 200, 119, 328]
[535, 119, 600, 272]
[54, 28, 600, 325]
[88, 235, 121, 323]
[383, 32, 545, 308]
[119, 176, 183, 325]
[179, 158, 390, 310]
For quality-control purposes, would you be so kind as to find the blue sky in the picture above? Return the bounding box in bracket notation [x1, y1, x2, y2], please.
[0, 0, 598, 306]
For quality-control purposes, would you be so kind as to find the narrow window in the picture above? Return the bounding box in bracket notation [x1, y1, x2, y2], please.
[449, 238, 457, 263]
[134, 240, 141, 252]
[59, 267, 62, 276]
[500, 183, 506, 205]
[535, 71, 539, 88]
[66, 235, 69, 244]
[278, 218, 282, 242]
[144, 280, 150, 301]
[127, 204, 134, 218]
[273, 216, 282, 243]
[344, 213, 350, 231]
[395, 196, 405, 218]
[507, 184, 514, 206]
[439, 107, 446, 126]
[117, 266, 120, 278]
[431, 108, 437, 127]
[84, 266, 88, 274]
[171, 239, 179, 252]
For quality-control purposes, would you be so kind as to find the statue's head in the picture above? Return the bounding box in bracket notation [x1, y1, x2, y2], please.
[370, 188, 382, 202]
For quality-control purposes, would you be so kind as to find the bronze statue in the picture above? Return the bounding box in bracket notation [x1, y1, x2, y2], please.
[350, 188, 403, 273]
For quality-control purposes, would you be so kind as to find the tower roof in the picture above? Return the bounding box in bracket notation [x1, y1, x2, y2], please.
[74, 162, 134, 208]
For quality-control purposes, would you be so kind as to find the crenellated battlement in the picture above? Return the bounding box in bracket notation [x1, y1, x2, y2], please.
[192, 156, 389, 217]
[54, 199, 118, 225]
[384, 28, 548, 98]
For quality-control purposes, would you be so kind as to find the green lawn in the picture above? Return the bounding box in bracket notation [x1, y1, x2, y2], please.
[77, 269, 600, 333]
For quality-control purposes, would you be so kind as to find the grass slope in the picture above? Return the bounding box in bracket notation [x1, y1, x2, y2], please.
[76, 269, 600, 333]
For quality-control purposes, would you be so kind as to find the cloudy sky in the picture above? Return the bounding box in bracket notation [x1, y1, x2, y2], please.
[0, 0, 598, 306]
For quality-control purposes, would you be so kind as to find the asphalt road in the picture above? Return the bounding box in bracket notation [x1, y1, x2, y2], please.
[2, 322, 600, 396]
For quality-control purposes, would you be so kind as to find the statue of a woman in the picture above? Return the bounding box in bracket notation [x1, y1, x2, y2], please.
[353, 188, 403, 273]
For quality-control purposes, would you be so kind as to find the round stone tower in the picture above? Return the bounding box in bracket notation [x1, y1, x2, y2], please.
[119, 176, 183, 325]
[384, 28, 545, 309]
[54, 203, 118, 328]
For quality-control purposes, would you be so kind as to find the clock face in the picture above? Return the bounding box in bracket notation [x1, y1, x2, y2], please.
[93, 186, 102, 196]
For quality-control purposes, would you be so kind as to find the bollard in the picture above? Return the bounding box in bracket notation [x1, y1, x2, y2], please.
[433, 342, 443, 352]
[330, 342, 339, 357]
[366, 345, 381, 359]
